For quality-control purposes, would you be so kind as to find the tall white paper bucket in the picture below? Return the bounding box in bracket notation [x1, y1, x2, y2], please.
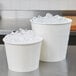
[31, 19, 72, 62]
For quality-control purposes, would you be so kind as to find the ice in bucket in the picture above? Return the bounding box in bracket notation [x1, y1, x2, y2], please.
[30, 13, 72, 62]
[3, 28, 43, 72]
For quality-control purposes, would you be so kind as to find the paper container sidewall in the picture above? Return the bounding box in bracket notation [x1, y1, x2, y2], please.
[31, 23, 71, 62]
[4, 42, 42, 72]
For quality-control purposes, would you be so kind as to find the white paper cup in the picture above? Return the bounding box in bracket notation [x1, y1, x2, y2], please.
[31, 19, 72, 62]
[4, 41, 42, 72]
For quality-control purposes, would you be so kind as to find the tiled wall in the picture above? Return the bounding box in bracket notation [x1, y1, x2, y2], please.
[1, 11, 35, 19]
[0, 0, 68, 10]
[0, 0, 76, 19]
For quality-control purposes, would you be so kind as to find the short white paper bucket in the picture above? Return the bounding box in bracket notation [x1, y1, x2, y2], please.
[4, 42, 42, 72]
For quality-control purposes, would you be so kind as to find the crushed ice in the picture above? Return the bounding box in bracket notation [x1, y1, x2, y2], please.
[3, 28, 43, 44]
[30, 13, 72, 24]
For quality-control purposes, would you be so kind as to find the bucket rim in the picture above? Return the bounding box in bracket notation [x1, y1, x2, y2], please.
[30, 18, 72, 25]
[3, 38, 43, 45]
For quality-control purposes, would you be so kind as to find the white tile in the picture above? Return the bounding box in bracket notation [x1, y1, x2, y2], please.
[0, 0, 11, 10]
[2, 11, 16, 19]
[67, 0, 76, 10]
[16, 11, 34, 18]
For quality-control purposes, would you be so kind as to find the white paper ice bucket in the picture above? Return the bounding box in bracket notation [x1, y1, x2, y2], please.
[4, 41, 42, 72]
[31, 19, 72, 62]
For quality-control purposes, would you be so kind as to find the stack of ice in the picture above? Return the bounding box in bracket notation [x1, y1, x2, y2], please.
[3, 28, 42, 44]
[30, 13, 72, 24]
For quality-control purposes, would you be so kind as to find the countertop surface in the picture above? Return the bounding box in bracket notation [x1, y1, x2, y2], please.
[0, 19, 31, 30]
[0, 45, 76, 76]
[0, 19, 31, 35]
